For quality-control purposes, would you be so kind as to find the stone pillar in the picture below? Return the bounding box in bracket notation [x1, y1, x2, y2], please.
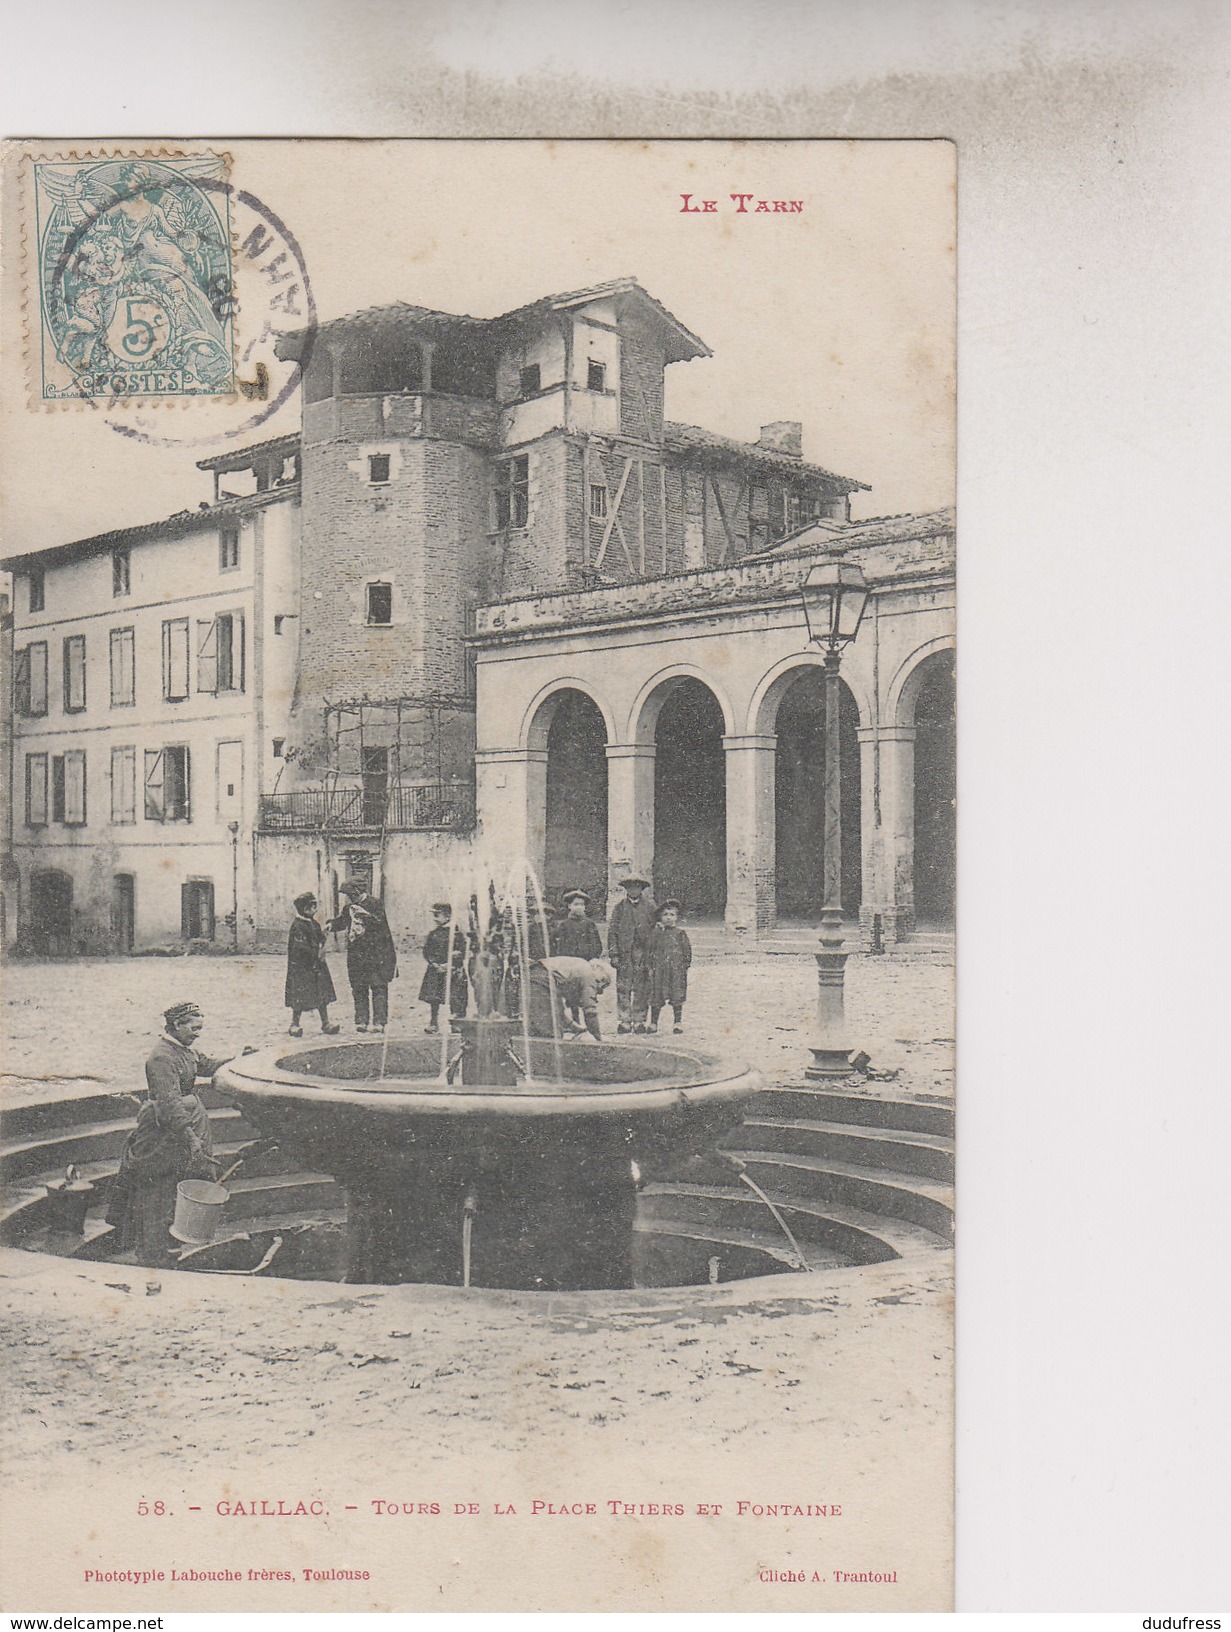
[722, 734, 777, 937]
[605, 744, 656, 900]
[878, 726, 917, 943]
[474, 749, 549, 874]
[856, 725, 881, 947]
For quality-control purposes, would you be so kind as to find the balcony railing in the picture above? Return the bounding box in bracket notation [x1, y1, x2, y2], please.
[258, 783, 476, 834]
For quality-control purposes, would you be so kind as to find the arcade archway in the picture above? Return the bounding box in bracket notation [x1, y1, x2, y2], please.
[650, 678, 727, 916]
[910, 651, 955, 927]
[541, 690, 609, 906]
[773, 669, 862, 921]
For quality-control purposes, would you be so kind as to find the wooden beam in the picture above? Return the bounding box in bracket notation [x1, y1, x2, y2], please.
[594, 456, 633, 574]
[659, 460, 668, 573]
[637, 458, 645, 574]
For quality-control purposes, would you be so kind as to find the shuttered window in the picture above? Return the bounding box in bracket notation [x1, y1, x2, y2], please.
[197, 612, 245, 693]
[111, 746, 136, 824]
[63, 635, 86, 713]
[109, 627, 135, 706]
[62, 750, 86, 825]
[162, 618, 190, 701]
[25, 754, 48, 826]
[15, 643, 48, 717]
[145, 745, 191, 822]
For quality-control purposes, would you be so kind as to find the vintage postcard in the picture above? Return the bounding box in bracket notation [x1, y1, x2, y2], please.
[0, 138, 955, 1612]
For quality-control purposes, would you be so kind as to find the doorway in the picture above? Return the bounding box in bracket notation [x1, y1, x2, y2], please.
[29, 870, 73, 957]
[181, 879, 216, 942]
[112, 874, 136, 954]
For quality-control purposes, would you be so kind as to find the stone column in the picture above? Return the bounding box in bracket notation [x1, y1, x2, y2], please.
[722, 734, 777, 937]
[474, 749, 549, 874]
[856, 725, 882, 947]
[605, 744, 656, 899]
[877, 725, 917, 943]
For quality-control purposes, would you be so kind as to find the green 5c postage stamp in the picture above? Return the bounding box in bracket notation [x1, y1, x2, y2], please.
[31, 152, 234, 400]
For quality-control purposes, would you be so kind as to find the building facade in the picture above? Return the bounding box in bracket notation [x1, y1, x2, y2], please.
[2, 278, 952, 954]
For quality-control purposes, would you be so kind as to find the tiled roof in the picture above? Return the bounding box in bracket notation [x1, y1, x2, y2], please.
[663, 422, 869, 491]
[196, 432, 300, 473]
[0, 487, 296, 573]
[744, 506, 955, 560]
[495, 279, 710, 362]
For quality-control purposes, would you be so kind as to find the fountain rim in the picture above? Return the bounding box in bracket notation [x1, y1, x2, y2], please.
[215, 1036, 762, 1120]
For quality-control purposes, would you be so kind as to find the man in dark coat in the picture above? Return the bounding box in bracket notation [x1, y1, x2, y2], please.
[285, 891, 340, 1035]
[329, 880, 398, 1031]
[106, 1001, 230, 1267]
[606, 874, 657, 1033]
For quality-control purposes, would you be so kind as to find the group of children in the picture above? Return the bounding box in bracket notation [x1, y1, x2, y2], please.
[286, 877, 693, 1040]
[416, 877, 692, 1037]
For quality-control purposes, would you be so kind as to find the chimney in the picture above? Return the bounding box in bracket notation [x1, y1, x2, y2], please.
[757, 420, 802, 459]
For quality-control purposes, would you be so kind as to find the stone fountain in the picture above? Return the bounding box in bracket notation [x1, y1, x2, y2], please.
[216, 886, 760, 1290]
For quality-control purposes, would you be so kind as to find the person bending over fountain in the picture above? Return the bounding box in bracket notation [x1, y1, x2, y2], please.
[106, 1002, 235, 1267]
[527, 956, 613, 1041]
[607, 875, 657, 1034]
[329, 881, 398, 1032]
[419, 902, 469, 1033]
[285, 891, 341, 1036]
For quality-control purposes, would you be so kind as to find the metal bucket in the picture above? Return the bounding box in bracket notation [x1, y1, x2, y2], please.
[170, 1179, 229, 1246]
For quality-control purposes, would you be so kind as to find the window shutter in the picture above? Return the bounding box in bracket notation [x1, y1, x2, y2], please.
[196, 618, 218, 694]
[234, 611, 246, 692]
[181, 747, 192, 822]
[29, 643, 48, 715]
[163, 619, 189, 700]
[64, 750, 86, 824]
[144, 749, 165, 820]
[14, 648, 30, 715]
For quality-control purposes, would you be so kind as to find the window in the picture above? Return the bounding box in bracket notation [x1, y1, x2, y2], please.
[272, 737, 285, 758]
[181, 880, 215, 941]
[366, 582, 393, 626]
[52, 751, 87, 825]
[28, 569, 45, 613]
[112, 548, 130, 596]
[63, 635, 86, 713]
[109, 627, 135, 706]
[589, 483, 609, 520]
[587, 359, 606, 392]
[144, 745, 191, 822]
[495, 454, 530, 528]
[367, 453, 391, 485]
[25, 753, 48, 826]
[274, 614, 285, 635]
[111, 746, 136, 824]
[162, 618, 190, 701]
[196, 612, 245, 693]
[786, 491, 823, 533]
[519, 363, 541, 396]
[14, 643, 48, 717]
[219, 523, 240, 570]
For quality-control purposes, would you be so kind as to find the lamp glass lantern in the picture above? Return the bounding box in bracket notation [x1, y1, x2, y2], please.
[800, 558, 869, 650]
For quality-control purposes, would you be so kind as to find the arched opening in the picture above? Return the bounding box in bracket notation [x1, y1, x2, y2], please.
[543, 690, 609, 906]
[911, 651, 955, 927]
[774, 669, 862, 921]
[29, 870, 74, 957]
[652, 679, 727, 916]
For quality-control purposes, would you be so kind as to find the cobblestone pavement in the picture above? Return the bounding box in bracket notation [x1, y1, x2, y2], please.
[1, 948, 953, 1105]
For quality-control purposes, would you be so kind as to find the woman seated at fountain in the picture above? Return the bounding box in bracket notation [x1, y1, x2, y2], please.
[418, 902, 470, 1033]
[526, 956, 613, 1042]
[106, 1002, 234, 1267]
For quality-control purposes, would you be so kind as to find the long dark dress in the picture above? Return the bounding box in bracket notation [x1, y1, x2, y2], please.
[107, 1034, 226, 1266]
[418, 923, 469, 1015]
[650, 923, 692, 1008]
[284, 913, 336, 1011]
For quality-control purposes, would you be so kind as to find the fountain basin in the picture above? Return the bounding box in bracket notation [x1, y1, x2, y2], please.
[214, 1037, 761, 1289]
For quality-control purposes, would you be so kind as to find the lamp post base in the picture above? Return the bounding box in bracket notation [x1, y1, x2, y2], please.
[804, 1042, 857, 1080]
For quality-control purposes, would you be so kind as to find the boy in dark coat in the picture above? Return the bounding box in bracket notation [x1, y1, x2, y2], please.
[418, 902, 469, 1033]
[648, 899, 692, 1034]
[328, 881, 398, 1032]
[284, 891, 340, 1036]
[606, 874, 656, 1033]
[551, 890, 603, 960]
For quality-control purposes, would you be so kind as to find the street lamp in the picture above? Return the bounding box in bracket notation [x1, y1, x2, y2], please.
[799, 556, 869, 1078]
[228, 820, 240, 953]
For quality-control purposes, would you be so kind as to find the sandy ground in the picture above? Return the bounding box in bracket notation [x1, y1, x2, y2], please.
[1, 949, 954, 1611]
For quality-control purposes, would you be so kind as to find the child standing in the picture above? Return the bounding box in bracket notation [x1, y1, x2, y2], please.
[648, 898, 692, 1034]
[418, 902, 469, 1033]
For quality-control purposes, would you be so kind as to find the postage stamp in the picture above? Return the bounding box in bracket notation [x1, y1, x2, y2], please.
[31, 151, 235, 400]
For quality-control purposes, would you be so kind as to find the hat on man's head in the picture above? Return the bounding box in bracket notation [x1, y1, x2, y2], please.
[431, 901, 452, 916]
[338, 881, 361, 896]
[620, 875, 650, 890]
[563, 889, 590, 905]
[293, 890, 317, 911]
[163, 1000, 203, 1029]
